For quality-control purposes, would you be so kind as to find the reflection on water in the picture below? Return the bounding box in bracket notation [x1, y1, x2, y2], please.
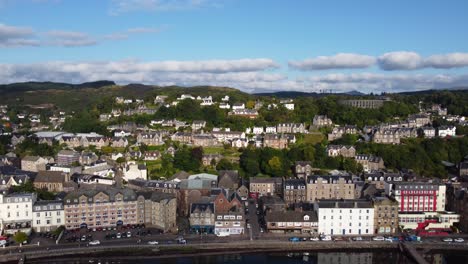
[27, 251, 468, 264]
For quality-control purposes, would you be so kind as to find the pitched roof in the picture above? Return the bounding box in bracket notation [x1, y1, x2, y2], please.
[265, 211, 318, 222]
[35, 171, 65, 183]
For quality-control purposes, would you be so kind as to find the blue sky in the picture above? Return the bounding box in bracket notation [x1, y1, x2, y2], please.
[1, 0, 468, 93]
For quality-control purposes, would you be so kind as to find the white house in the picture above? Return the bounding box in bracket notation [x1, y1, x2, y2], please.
[283, 103, 295, 110]
[219, 103, 231, 109]
[264, 127, 275, 134]
[177, 94, 195, 100]
[200, 96, 214, 106]
[437, 126, 456, 137]
[232, 103, 245, 110]
[114, 130, 131, 137]
[221, 95, 230, 102]
[252, 127, 264, 135]
[124, 163, 147, 181]
[315, 200, 374, 236]
[111, 152, 125, 161]
[32, 200, 65, 232]
[0, 193, 36, 235]
[231, 138, 249, 148]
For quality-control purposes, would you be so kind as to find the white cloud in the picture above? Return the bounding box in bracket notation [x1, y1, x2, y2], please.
[126, 27, 162, 33]
[109, 0, 220, 15]
[45, 30, 97, 47]
[0, 23, 39, 47]
[289, 53, 376, 70]
[377, 51, 424, 70]
[0, 59, 281, 86]
[298, 72, 468, 93]
[104, 26, 165, 40]
[1, 60, 467, 93]
[425, 53, 468, 69]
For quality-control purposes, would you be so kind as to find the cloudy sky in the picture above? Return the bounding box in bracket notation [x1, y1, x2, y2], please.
[1, 0, 468, 93]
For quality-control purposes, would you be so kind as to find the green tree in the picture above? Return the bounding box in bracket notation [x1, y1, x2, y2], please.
[13, 232, 28, 244]
[216, 158, 235, 170]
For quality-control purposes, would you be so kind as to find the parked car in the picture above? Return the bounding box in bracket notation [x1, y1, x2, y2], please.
[321, 236, 332, 241]
[442, 238, 453, 242]
[147, 241, 159, 245]
[333, 237, 344, 242]
[302, 237, 308, 241]
[454, 238, 464, 243]
[116, 233, 122, 239]
[310, 237, 320, 241]
[372, 236, 385, 241]
[384, 237, 393, 242]
[81, 235, 87, 241]
[127, 231, 132, 238]
[289, 237, 301, 242]
[89, 240, 100, 246]
[352, 237, 363, 241]
[0, 240, 7, 246]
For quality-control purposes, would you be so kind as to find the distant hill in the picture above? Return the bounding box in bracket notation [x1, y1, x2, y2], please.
[253, 90, 365, 98]
[0, 81, 251, 112]
[0, 80, 116, 94]
[398, 87, 468, 95]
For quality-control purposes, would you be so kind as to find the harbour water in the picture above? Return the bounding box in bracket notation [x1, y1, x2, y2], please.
[25, 251, 468, 264]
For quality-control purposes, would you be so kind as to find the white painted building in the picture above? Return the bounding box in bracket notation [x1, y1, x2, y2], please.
[283, 103, 295, 110]
[200, 96, 214, 106]
[315, 200, 374, 236]
[124, 163, 148, 181]
[232, 103, 245, 110]
[32, 200, 65, 232]
[0, 193, 36, 235]
[265, 126, 277, 134]
[252, 127, 264, 134]
[219, 103, 231, 109]
[398, 211, 460, 230]
[437, 126, 456, 137]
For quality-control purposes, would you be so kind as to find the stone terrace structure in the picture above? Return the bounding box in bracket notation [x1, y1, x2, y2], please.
[372, 196, 399, 234]
[263, 134, 288, 149]
[326, 145, 356, 158]
[283, 178, 307, 204]
[306, 175, 355, 202]
[249, 177, 283, 196]
[355, 154, 385, 172]
[136, 191, 177, 232]
[294, 161, 313, 179]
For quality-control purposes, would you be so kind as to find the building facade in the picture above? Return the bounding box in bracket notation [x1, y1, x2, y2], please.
[63, 188, 138, 230]
[0, 193, 36, 234]
[385, 182, 446, 212]
[372, 197, 399, 234]
[306, 176, 355, 202]
[315, 200, 374, 236]
[32, 200, 65, 232]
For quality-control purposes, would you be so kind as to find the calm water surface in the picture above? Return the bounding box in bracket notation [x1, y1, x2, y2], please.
[27, 251, 468, 264]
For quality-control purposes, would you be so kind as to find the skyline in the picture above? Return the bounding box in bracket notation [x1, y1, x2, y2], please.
[1, 0, 468, 93]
